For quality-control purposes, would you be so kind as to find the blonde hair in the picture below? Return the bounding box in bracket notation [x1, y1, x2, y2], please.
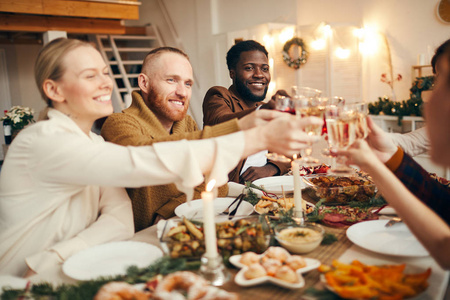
[34, 38, 94, 119]
[142, 47, 189, 75]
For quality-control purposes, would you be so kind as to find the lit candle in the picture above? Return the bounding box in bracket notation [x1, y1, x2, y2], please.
[202, 179, 218, 259]
[292, 155, 303, 217]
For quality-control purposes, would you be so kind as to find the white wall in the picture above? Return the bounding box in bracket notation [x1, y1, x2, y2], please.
[0, 44, 44, 120]
[3, 0, 448, 127]
[133, 0, 449, 126]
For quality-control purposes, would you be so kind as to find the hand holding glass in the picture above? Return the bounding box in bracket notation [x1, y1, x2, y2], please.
[325, 103, 368, 175]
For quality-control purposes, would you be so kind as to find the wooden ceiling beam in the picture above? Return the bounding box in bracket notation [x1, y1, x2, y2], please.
[0, 0, 139, 20]
[0, 14, 132, 34]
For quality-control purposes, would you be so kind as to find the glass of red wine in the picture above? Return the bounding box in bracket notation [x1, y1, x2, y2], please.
[274, 95, 295, 114]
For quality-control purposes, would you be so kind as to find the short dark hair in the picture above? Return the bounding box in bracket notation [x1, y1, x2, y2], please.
[431, 39, 450, 75]
[226, 40, 268, 71]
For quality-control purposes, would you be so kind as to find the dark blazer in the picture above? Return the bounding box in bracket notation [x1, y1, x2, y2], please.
[203, 85, 290, 183]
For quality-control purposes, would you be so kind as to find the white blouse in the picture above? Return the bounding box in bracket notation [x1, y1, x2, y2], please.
[0, 109, 244, 276]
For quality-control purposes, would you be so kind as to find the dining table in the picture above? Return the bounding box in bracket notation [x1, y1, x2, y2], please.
[27, 210, 450, 300]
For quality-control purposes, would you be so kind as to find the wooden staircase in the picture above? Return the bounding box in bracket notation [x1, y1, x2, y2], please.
[96, 25, 164, 111]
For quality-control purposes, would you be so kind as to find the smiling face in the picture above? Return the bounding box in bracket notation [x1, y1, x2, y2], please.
[230, 50, 270, 103]
[140, 52, 193, 131]
[49, 45, 113, 132]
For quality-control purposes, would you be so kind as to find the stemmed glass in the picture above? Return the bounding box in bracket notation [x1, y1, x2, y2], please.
[266, 95, 296, 163]
[292, 87, 325, 166]
[321, 97, 345, 158]
[325, 102, 368, 175]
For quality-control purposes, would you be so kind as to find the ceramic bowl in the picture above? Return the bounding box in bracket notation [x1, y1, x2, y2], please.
[274, 222, 324, 254]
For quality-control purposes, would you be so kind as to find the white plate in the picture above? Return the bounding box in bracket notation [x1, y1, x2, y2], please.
[0, 276, 28, 296]
[252, 176, 295, 195]
[174, 198, 254, 221]
[373, 205, 397, 215]
[62, 241, 163, 280]
[346, 220, 429, 257]
[229, 254, 320, 289]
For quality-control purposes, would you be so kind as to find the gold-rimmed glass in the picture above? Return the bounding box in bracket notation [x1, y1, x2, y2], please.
[292, 87, 325, 167]
[325, 102, 368, 175]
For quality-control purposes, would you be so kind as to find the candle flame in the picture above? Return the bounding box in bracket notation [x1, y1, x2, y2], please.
[206, 179, 216, 192]
[293, 154, 298, 160]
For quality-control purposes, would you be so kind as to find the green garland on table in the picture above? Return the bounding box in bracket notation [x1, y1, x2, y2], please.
[368, 76, 434, 126]
[1, 257, 200, 300]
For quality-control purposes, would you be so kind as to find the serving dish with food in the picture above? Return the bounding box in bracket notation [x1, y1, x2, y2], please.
[319, 260, 431, 299]
[303, 173, 377, 204]
[159, 216, 271, 261]
[230, 246, 321, 289]
[254, 195, 315, 217]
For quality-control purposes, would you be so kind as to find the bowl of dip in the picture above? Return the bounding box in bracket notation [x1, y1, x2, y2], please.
[274, 222, 324, 254]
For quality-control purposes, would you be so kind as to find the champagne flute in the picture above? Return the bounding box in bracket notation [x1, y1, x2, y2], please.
[321, 97, 345, 158]
[292, 91, 326, 167]
[325, 103, 368, 175]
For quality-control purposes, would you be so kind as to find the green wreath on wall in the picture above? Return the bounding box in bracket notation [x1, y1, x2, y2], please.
[282, 37, 309, 69]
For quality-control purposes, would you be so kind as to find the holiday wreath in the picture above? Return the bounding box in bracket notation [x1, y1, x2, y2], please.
[282, 37, 309, 69]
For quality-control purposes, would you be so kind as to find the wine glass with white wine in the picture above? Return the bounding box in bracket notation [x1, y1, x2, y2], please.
[325, 102, 368, 175]
[292, 87, 325, 167]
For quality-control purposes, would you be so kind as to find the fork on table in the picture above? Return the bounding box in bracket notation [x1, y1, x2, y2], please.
[221, 193, 245, 217]
[385, 217, 402, 227]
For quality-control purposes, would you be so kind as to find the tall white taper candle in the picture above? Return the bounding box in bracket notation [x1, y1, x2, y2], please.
[292, 156, 303, 216]
[202, 180, 218, 259]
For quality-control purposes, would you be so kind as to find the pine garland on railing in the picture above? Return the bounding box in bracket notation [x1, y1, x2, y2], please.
[368, 76, 434, 126]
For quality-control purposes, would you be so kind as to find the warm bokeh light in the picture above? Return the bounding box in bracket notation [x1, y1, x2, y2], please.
[353, 28, 364, 39]
[335, 47, 350, 59]
[263, 34, 273, 48]
[206, 179, 216, 192]
[279, 26, 295, 43]
[268, 82, 276, 97]
[322, 24, 332, 37]
[269, 58, 274, 69]
[311, 38, 326, 50]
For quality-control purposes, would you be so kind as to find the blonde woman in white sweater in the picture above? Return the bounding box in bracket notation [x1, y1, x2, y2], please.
[0, 38, 321, 277]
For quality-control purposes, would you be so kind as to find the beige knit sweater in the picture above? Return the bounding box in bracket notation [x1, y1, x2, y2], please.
[101, 91, 239, 231]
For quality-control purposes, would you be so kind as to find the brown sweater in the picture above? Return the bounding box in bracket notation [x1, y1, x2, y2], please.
[203, 85, 291, 182]
[101, 91, 240, 231]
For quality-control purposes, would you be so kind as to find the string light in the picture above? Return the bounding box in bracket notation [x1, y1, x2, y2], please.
[311, 38, 326, 50]
[268, 82, 276, 96]
[353, 28, 365, 39]
[263, 34, 273, 48]
[269, 58, 274, 69]
[322, 24, 332, 37]
[335, 47, 350, 59]
[279, 27, 295, 43]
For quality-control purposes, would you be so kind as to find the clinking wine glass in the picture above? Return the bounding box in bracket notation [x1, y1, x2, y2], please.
[266, 94, 296, 163]
[325, 103, 368, 175]
[292, 88, 325, 167]
[321, 96, 345, 158]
